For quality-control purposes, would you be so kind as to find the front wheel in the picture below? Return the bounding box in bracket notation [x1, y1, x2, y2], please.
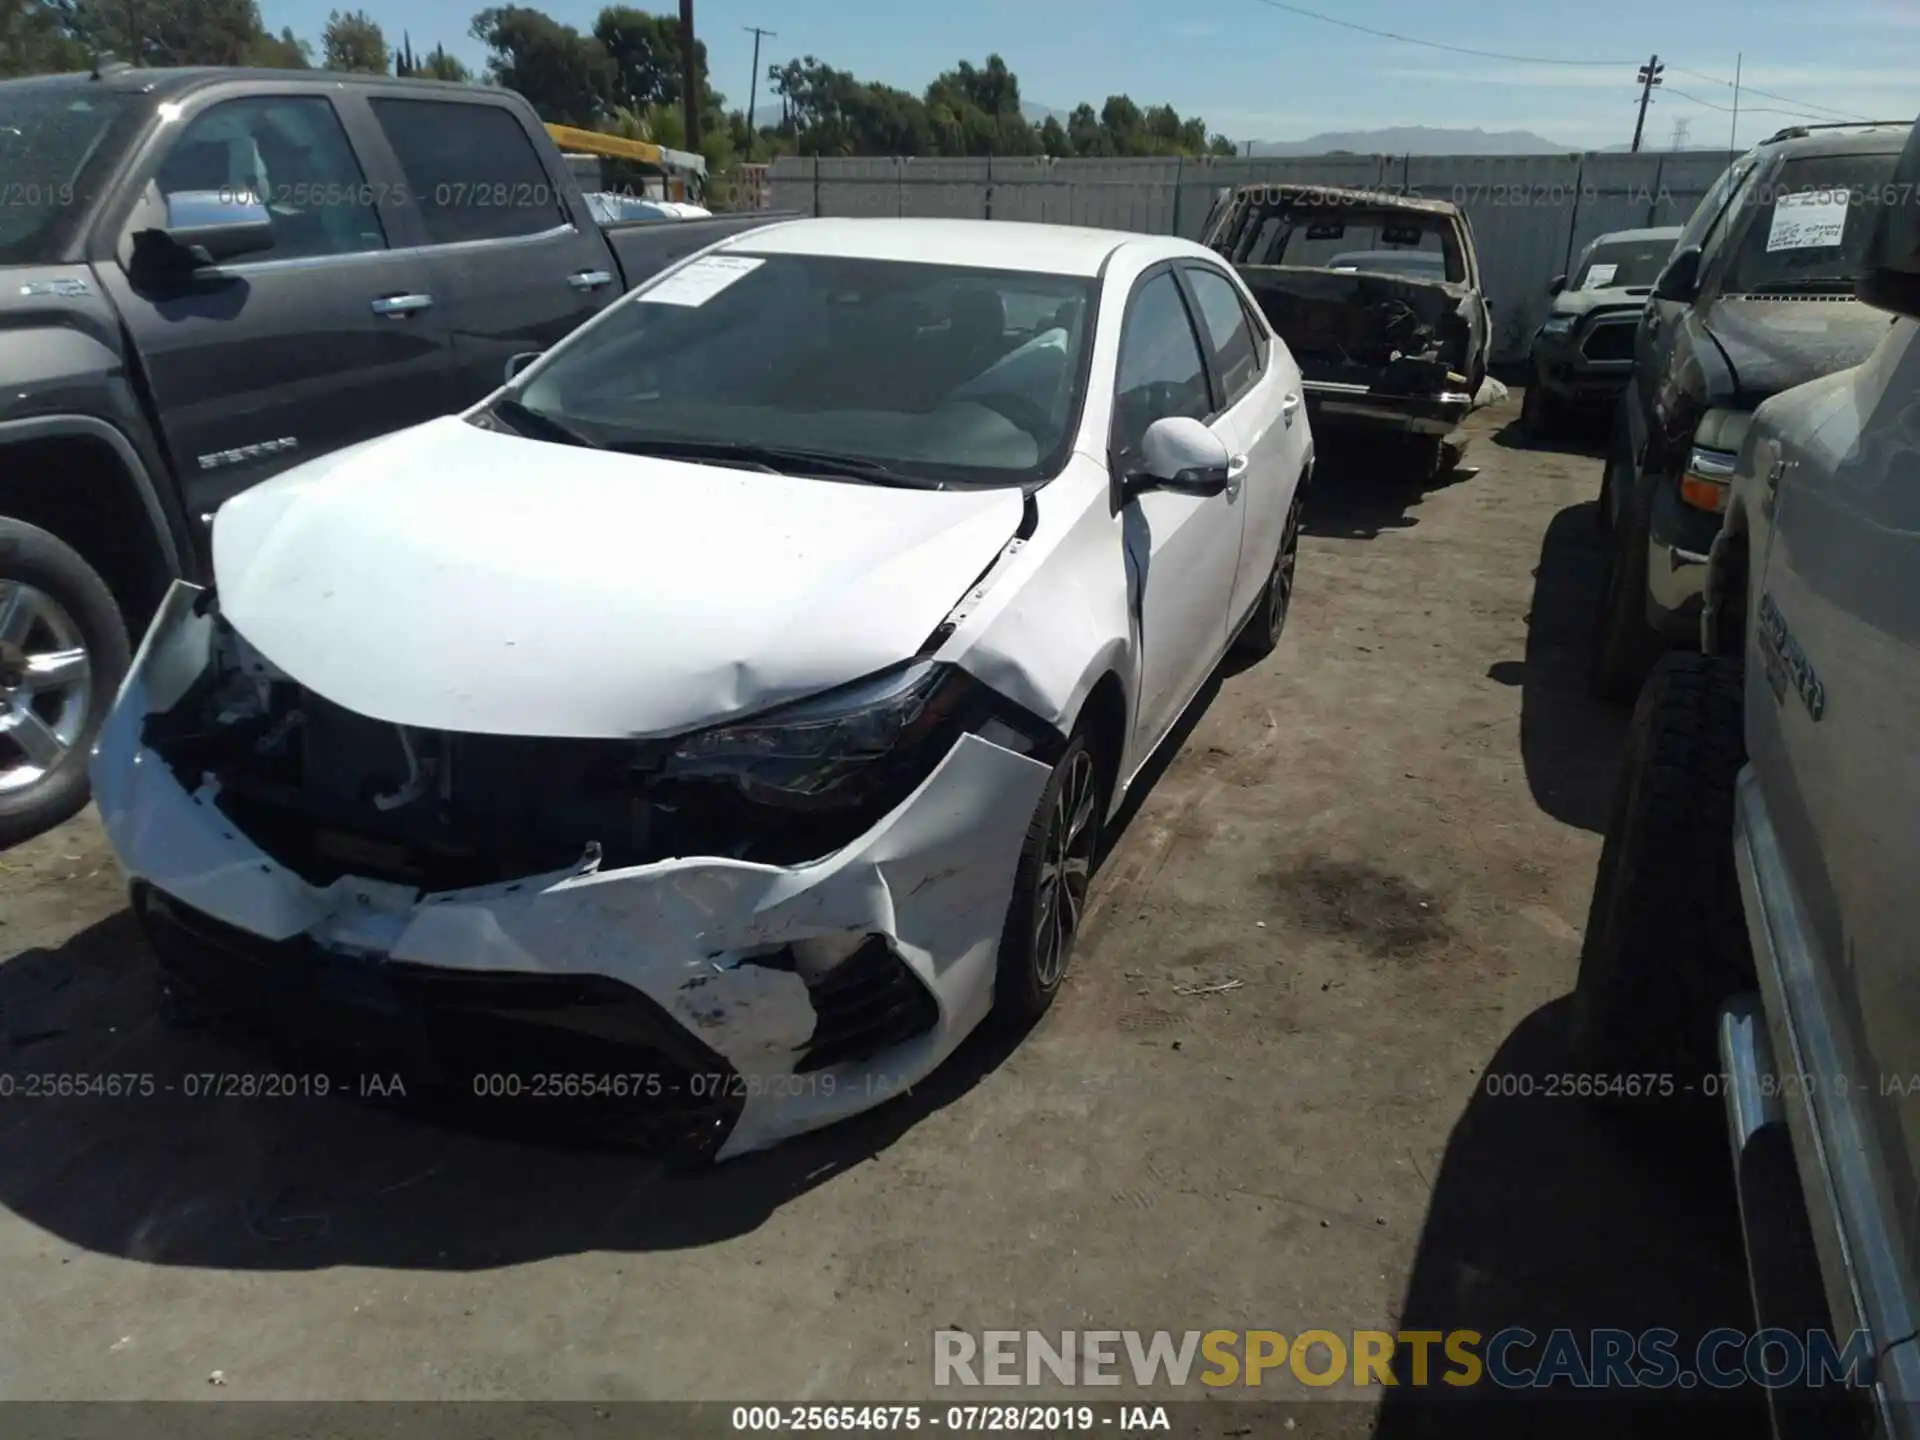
[996, 730, 1108, 1024]
[0, 519, 131, 848]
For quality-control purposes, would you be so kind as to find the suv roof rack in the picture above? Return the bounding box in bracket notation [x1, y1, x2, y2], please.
[1762, 120, 1910, 144]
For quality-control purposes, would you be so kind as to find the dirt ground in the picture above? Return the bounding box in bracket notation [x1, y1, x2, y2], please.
[0, 392, 1765, 1433]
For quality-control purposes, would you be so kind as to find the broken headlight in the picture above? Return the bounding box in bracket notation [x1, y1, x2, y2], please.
[658, 661, 976, 813]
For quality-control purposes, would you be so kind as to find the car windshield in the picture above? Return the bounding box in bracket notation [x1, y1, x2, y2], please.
[1575, 237, 1676, 290]
[1719, 151, 1904, 296]
[1223, 201, 1464, 283]
[0, 83, 139, 264]
[502, 252, 1099, 486]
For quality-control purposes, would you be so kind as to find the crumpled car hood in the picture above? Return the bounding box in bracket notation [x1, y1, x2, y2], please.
[211, 416, 1025, 739]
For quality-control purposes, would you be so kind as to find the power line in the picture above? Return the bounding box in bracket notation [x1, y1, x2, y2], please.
[1663, 83, 1862, 125]
[1238, 0, 1881, 125]
[1241, 0, 1630, 65]
[1669, 64, 1875, 122]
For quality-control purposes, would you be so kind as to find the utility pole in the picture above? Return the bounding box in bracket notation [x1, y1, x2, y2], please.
[679, 0, 701, 152]
[744, 25, 775, 160]
[1729, 52, 1742, 156]
[1631, 53, 1664, 153]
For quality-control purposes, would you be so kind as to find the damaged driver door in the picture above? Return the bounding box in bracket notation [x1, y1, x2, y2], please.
[1112, 267, 1245, 762]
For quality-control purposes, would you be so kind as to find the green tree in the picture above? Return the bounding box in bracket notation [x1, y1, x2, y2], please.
[415, 41, 469, 81]
[1037, 114, 1070, 157]
[470, 5, 613, 125]
[321, 7, 384, 72]
[1066, 102, 1110, 157]
[0, 0, 89, 74]
[591, 7, 693, 109]
[248, 23, 310, 66]
[60, 0, 273, 65]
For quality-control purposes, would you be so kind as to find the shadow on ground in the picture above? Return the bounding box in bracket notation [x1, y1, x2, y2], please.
[0, 671, 1237, 1275]
[1370, 999, 1768, 1439]
[0, 907, 1043, 1270]
[1495, 501, 1632, 834]
[1490, 397, 1612, 459]
[1302, 433, 1475, 541]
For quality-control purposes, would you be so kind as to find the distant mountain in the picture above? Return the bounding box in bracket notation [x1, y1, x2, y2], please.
[1246, 125, 1578, 156]
[1020, 101, 1072, 127]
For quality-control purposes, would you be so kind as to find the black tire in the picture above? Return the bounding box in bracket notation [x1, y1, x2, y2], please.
[0, 518, 131, 849]
[1596, 403, 1633, 535]
[996, 729, 1108, 1024]
[1232, 492, 1302, 662]
[1588, 475, 1665, 704]
[1566, 653, 1752, 1117]
[1521, 381, 1560, 439]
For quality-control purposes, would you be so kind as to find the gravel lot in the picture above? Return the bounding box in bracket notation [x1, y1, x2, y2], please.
[0, 392, 1764, 1434]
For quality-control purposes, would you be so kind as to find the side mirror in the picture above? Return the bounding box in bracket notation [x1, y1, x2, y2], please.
[1547, 273, 1567, 296]
[145, 189, 276, 266]
[504, 350, 543, 384]
[1126, 416, 1232, 500]
[1652, 245, 1703, 303]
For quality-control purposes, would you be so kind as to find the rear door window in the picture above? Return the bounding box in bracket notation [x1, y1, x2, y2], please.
[369, 99, 568, 245]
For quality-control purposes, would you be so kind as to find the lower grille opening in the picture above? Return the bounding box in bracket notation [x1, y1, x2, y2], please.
[795, 937, 940, 1073]
[1581, 321, 1636, 363]
[135, 884, 745, 1160]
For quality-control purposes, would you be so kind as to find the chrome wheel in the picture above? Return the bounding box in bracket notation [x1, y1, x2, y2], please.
[0, 581, 92, 795]
[1032, 747, 1099, 989]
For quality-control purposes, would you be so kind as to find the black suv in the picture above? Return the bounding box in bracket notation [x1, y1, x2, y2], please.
[1589, 121, 1910, 701]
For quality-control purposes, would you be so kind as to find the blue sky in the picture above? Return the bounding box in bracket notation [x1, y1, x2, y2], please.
[260, 0, 1919, 149]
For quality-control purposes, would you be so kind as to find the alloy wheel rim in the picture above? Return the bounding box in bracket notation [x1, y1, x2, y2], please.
[0, 582, 92, 795]
[1269, 500, 1302, 643]
[1032, 748, 1098, 989]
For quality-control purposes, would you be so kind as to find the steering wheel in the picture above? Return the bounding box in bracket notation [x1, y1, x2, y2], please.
[975, 390, 1053, 439]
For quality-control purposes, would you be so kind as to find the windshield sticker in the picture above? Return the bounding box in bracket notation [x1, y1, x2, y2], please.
[637, 254, 765, 306]
[1766, 191, 1850, 252]
[1583, 262, 1618, 288]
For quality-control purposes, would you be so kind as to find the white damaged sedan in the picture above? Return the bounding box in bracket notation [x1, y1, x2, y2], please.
[92, 217, 1313, 1161]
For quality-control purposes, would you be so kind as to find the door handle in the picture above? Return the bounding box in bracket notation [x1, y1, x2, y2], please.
[569, 269, 615, 291]
[371, 293, 433, 317]
[1281, 393, 1302, 428]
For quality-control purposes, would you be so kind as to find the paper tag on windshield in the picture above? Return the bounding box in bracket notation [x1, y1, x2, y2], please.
[1767, 191, 1850, 252]
[1584, 262, 1618, 288]
[637, 254, 764, 306]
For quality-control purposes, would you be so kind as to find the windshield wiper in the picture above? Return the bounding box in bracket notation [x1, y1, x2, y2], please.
[490, 397, 603, 450]
[607, 438, 945, 489]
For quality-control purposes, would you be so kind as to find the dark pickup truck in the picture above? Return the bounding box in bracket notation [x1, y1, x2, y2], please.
[0, 64, 793, 844]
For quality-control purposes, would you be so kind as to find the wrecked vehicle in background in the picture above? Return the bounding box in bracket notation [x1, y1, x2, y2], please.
[91, 216, 1314, 1162]
[1203, 183, 1491, 477]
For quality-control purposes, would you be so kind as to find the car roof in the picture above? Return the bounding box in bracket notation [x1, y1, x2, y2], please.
[718, 217, 1192, 277]
[7, 65, 504, 101]
[1589, 226, 1684, 245]
[1756, 123, 1912, 159]
[1227, 183, 1464, 219]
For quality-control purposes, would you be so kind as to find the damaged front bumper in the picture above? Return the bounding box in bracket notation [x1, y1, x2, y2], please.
[91, 583, 1051, 1161]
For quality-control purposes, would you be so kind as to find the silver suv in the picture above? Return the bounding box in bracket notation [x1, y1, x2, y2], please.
[1570, 114, 1920, 1438]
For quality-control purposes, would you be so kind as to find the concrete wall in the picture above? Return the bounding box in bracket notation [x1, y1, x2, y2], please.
[766, 151, 1735, 362]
